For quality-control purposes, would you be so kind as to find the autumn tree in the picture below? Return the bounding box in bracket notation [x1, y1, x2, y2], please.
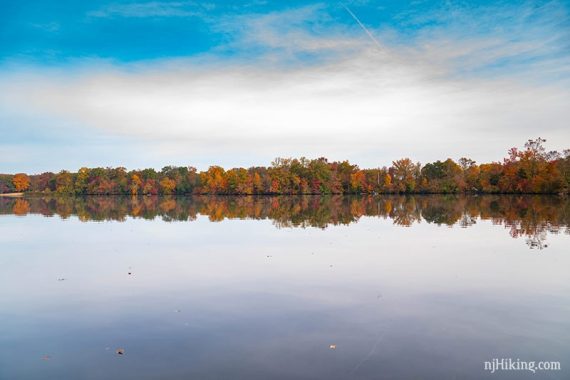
[252, 171, 263, 194]
[159, 177, 177, 195]
[74, 168, 90, 194]
[12, 173, 30, 192]
[200, 166, 227, 194]
[0, 179, 10, 193]
[391, 158, 419, 193]
[420, 159, 462, 193]
[307, 158, 332, 194]
[458, 157, 479, 191]
[226, 168, 251, 194]
[32, 172, 55, 193]
[55, 171, 74, 194]
[130, 174, 143, 195]
[350, 171, 366, 193]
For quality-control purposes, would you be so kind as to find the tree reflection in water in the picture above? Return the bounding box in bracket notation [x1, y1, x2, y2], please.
[2, 195, 568, 249]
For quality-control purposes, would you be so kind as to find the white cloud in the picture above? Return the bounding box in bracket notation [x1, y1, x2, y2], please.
[1, 3, 569, 170]
[87, 1, 208, 18]
[30, 22, 61, 33]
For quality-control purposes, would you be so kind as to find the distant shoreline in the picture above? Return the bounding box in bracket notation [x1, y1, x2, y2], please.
[1, 139, 568, 195]
[7, 192, 568, 197]
[0, 192, 23, 197]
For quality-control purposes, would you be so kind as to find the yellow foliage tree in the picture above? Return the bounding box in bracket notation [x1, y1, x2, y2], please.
[130, 174, 142, 195]
[159, 177, 177, 194]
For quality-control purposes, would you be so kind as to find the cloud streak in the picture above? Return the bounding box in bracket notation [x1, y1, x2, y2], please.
[340, 3, 383, 51]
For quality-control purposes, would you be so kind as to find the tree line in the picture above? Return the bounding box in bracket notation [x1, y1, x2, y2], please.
[1, 138, 569, 195]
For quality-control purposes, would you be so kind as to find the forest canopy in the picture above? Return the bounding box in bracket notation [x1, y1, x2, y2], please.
[1, 138, 569, 195]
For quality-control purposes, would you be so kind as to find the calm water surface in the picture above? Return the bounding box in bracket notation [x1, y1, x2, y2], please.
[0, 195, 569, 379]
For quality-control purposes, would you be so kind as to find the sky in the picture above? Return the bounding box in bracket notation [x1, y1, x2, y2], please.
[0, 0, 569, 173]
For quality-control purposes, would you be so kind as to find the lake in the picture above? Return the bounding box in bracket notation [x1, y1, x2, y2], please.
[0, 195, 569, 379]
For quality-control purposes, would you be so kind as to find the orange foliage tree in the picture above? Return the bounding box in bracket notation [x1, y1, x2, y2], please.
[12, 173, 30, 192]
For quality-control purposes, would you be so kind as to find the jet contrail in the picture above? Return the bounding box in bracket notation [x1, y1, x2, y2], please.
[340, 3, 383, 51]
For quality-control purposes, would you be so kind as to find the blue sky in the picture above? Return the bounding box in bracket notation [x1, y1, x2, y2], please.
[0, 0, 494, 62]
[1, 0, 569, 173]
